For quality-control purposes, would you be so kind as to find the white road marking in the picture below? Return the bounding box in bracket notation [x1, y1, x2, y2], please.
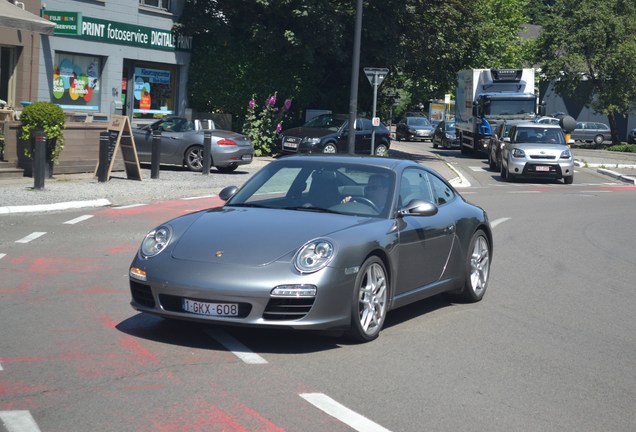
[490, 217, 511, 229]
[64, 215, 94, 225]
[0, 253, 6, 260]
[506, 190, 541, 194]
[112, 203, 146, 209]
[0, 199, 110, 215]
[204, 329, 268, 364]
[15, 232, 46, 244]
[0, 411, 42, 432]
[300, 393, 392, 432]
[181, 195, 215, 200]
[0, 362, 3, 370]
[469, 166, 485, 171]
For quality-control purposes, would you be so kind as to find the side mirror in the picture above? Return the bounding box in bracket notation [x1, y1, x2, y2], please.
[219, 185, 239, 201]
[398, 199, 438, 217]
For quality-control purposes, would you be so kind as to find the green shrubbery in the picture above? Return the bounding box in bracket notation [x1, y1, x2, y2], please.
[20, 101, 66, 163]
[606, 143, 636, 153]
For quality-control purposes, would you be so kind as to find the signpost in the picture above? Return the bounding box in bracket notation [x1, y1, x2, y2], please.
[364, 67, 389, 154]
[95, 115, 142, 181]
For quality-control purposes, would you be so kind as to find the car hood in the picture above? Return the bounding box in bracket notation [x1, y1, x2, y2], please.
[512, 143, 570, 154]
[281, 126, 336, 138]
[170, 207, 375, 265]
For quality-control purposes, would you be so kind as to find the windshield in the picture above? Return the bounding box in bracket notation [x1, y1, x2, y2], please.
[303, 114, 346, 129]
[407, 117, 431, 126]
[513, 127, 566, 144]
[446, 121, 456, 131]
[227, 159, 396, 218]
[484, 99, 536, 117]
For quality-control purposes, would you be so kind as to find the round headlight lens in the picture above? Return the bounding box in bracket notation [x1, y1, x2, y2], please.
[295, 240, 335, 273]
[140, 226, 172, 258]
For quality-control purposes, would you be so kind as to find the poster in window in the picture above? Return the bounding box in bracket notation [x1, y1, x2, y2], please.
[52, 54, 101, 111]
[133, 66, 175, 118]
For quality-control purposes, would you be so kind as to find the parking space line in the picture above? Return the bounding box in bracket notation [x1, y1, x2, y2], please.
[0, 411, 42, 432]
[64, 215, 94, 225]
[204, 329, 268, 364]
[15, 232, 46, 244]
[300, 393, 392, 432]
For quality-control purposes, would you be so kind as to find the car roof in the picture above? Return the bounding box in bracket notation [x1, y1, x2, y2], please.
[275, 154, 425, 171]
[513, 122, 562, 130]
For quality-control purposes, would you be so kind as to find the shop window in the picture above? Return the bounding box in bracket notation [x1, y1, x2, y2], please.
[133, 65, 176, 119]
[139, 0, 171, 11]
[52, 53, 102, 112]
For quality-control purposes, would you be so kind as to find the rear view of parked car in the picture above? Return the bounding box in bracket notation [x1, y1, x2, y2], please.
[571, 121, 610, 145]
[432, 120, 459, 149]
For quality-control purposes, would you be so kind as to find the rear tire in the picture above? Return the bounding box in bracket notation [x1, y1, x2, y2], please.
[593, 134, 604, 145]
[185, 145, 205, 172]
[374, 143, 388, 156]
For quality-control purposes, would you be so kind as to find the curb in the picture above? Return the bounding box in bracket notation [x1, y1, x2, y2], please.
[0, 198, 112, 215]
[574, 160, 636, 185]
[595, 168, 636, 185]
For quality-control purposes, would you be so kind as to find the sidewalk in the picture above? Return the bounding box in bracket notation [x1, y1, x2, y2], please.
[572, 148, 636, 184]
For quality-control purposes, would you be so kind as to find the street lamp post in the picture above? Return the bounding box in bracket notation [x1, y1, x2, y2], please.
[347, 0, 363, 154]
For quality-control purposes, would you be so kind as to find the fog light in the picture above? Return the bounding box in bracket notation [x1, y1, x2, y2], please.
[130, 267, 147, 281]
[271, 285, 317, 297]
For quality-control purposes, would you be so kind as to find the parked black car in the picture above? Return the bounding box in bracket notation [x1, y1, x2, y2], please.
[627, 127, 636, 144]
[279, 114, 390, 155]
[432, 120, 459, 149]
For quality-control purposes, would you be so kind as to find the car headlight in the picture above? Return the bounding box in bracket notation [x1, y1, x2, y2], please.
[445, 133, 453, 139]
[140, 226, 172, 258]
[304, 137, 321, 144]
[560, 149, 572, 159]
[511, 148, 525, 158]
[294, 239, 335, 273]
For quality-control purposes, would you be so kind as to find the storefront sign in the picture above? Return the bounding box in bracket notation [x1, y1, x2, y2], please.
[43, 11, 192, 52]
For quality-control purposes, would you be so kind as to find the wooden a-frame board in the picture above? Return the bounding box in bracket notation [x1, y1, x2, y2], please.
[95, 115, 142, 181]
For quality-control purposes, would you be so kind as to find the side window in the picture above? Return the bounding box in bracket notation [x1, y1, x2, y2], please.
[429, 174, 455, 205]
[400, 169, 433, 206]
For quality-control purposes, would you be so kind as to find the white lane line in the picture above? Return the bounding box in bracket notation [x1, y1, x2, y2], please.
[0, 411, 42, 432]
[300, 393, 392, 432]
[15, 232, 46, 244]
[181, 195, 216, 200]
[0, 253, 6, 260]
[506, 190, 541, 194]
[490, 217, 511, 229]
[204, 329, 268, 364]
[64, 215, 94, 225]
[0, 362, 3, 370]
[112, 203, 146, 209]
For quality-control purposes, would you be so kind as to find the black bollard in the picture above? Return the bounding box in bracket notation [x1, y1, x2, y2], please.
[151, 129, 161, 179]
[202, 130, 211, 175]
[97, 131, 110, 182]
[32, 130, 46, 190]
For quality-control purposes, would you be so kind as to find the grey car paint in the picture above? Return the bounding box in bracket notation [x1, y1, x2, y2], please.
[129, 155, 492, 341]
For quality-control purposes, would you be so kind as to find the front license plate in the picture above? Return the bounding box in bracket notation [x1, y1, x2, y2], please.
[284, 142, 298, 149]
[242, 154, 252, 161]
[182, 298, 239, 317]
[535, 165, 550, 172]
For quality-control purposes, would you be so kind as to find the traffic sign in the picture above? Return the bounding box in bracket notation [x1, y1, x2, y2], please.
[364, 67, 389, 87]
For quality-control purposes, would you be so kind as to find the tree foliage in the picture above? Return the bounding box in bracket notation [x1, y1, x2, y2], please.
[535, 0, 636, 141]
[177, 0, 535, 126]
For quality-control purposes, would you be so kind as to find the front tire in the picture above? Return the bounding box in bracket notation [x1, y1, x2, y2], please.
[323, 142, 337, 154]
[346, 256, 388, 342]
[564, 175, 574, 184]
[458, 230, 490, 303]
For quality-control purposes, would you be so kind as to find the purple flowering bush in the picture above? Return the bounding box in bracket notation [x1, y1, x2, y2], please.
[242, 92, 292, 156]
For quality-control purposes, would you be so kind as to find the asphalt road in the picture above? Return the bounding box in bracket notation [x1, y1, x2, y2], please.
[1, 145, 635, 432]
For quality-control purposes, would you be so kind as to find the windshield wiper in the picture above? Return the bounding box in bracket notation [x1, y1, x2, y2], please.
[228, 203, 270, 209]
[284, 205, 343, 214]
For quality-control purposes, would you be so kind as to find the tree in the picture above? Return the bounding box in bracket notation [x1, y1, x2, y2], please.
[535, 0, 636, 143]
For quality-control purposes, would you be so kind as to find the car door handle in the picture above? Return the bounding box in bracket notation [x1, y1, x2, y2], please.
[444, 225, 455, 234]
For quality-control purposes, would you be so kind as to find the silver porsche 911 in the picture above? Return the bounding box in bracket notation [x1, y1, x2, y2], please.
[129, 155, 492, 342]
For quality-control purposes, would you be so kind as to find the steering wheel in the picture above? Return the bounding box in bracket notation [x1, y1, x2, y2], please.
[351, 197, 379, 212]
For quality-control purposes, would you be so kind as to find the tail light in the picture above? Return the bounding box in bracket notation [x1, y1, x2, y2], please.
[217, 139, 237, 146]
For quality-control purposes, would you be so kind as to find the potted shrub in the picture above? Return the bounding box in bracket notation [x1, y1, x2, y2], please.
[20, 101, 65, 176]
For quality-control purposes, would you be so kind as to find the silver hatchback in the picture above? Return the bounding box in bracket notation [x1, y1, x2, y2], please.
[500, 123, 574, 184]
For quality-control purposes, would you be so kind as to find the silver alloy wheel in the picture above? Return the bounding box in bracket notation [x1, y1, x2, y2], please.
[323, 143, 337, 153]
[469, 234, 490, 298]
[374, 144, 387, 156]
[356, 260, 387, 339]
[185, 146, 204, 171]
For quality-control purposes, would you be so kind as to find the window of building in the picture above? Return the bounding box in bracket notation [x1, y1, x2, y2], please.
[139, 0, 171, 11]
[51, 53, 102, 111]
[132, 65, 177, 119]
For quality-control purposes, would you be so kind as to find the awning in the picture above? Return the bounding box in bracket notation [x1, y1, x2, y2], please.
[0, 1, 55, 35]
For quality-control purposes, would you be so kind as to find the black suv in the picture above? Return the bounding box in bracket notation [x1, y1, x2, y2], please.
[279, 114, 390, 155]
